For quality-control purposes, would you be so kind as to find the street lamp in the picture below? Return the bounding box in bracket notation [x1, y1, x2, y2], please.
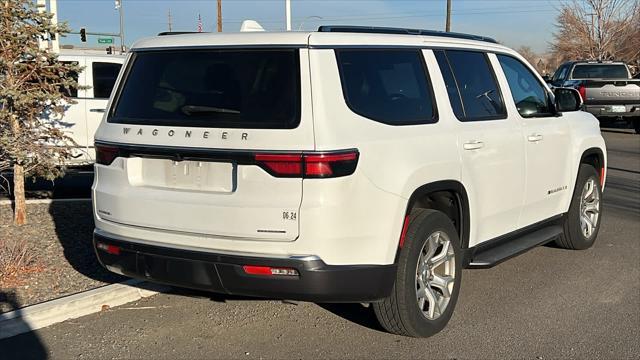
[115, 0, 125, 52]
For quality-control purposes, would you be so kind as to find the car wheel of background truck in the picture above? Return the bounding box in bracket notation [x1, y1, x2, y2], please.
[556, 164, 603, 250]
[373, 209, 462, 337]
[634, 118, 640, 134]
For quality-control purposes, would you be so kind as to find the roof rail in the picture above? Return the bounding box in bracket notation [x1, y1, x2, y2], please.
[317, 25, 498, 44]
[157, 31, 209, 36]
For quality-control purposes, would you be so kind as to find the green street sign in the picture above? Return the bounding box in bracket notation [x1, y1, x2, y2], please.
[97, 38, 114, 44]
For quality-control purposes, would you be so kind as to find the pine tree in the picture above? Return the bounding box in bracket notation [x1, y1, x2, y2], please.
[1, 0, 82, 225]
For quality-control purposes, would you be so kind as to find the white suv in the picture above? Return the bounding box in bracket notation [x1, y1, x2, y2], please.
[92, 26, 607, 337]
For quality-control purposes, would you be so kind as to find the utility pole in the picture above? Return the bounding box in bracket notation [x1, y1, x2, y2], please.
[217, 0, 222, 32]
[168, 8, 172, 32]
[445, 0, 452, 32]
[285, 0, 291, 31]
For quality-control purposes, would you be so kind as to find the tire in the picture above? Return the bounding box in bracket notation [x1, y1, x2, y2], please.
[556, 164, 603, 250]
[373, 209, 462, 337]
[633, 118, 640, 134]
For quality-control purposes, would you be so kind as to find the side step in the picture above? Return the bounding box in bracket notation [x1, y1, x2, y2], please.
[466, 225, 563, 269]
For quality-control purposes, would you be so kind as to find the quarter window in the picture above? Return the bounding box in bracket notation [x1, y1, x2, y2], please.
[92, 62, 122, 99]
[336, 49, 437, 125]
[436, 50, 506, 121]
[497, 55, 552, 118]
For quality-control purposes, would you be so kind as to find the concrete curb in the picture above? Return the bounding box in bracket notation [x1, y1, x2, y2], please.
[0, 279, 169, 340]
[0, 198, 91, 205]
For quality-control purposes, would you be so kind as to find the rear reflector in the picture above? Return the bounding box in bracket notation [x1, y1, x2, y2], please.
[95, 144, 120, 166]
[254, 150, 359, 178]
[242, 265, 299, 276]
[96, 242, 121, 255]
[398, 215, 411, 248]
[600, 166, 605, 187]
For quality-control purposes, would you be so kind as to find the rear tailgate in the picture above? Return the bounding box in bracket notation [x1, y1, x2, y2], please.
[583, 79, 640, 106]
[93, 46, 314, 241]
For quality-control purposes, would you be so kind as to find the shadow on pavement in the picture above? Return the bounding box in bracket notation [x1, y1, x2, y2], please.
[0, 290, 48, 359]
[167, 287, 385, 332]
[48, 201, 126, 284]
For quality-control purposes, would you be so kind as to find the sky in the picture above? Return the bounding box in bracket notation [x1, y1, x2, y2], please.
[54, 0, 563, 53]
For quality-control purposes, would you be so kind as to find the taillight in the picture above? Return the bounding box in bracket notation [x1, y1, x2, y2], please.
[254, 154, 303, 177]
[254, 150, 359, 178]
[577, 84, 586, 101]
[95, 144, 120, 166]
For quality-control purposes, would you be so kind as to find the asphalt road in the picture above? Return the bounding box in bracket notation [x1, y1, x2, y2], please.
[2, 130, 639, 359]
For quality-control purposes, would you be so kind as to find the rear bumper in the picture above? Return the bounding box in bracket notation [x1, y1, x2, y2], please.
[93, 230, 396, 302]
[584, 104, 640, 118]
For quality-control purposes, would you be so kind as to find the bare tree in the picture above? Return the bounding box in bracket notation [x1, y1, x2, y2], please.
[1, 0, 82, 225]
[551, 0, 639, 62]
[517, 46, 543, 73]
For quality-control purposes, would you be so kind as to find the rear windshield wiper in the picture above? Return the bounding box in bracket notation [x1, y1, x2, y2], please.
[181, 105, 240, 116]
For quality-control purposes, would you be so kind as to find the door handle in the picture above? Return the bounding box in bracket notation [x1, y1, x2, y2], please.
[90, 108, 106, 113]
[463, 140, 485, 150]
[527, 134, 543, 142]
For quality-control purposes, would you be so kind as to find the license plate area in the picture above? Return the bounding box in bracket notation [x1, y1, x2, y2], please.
[609, 105, 626, 113]
[133, 157, 235, 193]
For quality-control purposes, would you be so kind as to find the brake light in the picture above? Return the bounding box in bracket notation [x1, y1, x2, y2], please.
[95, 144, 120, 166]
[254, 150, 359, 178]
[577, 84, 586, 101]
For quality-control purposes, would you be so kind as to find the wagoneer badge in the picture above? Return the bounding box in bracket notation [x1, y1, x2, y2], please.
[122, 127, 249, 141]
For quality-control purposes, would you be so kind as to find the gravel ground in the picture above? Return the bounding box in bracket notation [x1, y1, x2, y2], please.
[0, 201, 125, 313]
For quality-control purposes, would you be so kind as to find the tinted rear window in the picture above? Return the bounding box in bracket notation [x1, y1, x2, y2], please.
[571, 64, 629, 79]
[336, 49, 437, 125]
[109, 49, 300, 129]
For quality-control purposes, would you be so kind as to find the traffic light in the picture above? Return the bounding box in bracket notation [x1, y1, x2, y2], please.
[80, 28, 86, 42]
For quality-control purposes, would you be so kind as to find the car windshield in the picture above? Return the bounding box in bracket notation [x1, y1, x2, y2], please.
[110, 49, 301, 129]
[571, 64, 629, 79]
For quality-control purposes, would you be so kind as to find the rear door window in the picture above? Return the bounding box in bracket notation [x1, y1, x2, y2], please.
[436, 50, 506, 121]
[110, 49, 300, 129]
[336, 49, 437, 125]
[92, 62, 122, 99]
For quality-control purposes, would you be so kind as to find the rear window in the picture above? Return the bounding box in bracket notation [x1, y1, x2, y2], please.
[336, 49, 437, 125]
[109, 49, 300, 129]
[571, 64, 629, 79]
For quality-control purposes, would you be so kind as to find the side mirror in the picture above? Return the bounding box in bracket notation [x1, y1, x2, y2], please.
[553, 87, 582, 112]
[541, 74, 551, 83]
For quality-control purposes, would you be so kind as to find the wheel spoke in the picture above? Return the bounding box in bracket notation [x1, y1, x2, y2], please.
[580, 214, 594, 237]
[584, 200, 599, 213]
[430, 274, 453, 298]
[425, 286, 438, 319]
[583, 180, 594, 200]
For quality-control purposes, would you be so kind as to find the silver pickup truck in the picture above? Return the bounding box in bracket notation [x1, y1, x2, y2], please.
[549, 61, 640, 134]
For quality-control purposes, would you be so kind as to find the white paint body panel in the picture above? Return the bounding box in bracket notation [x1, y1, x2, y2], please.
[56, 52, 125, 165]
[93, 31, 606, 266]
